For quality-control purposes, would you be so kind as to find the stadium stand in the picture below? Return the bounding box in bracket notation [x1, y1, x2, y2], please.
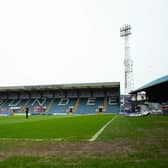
[130, 75, 168, 114]
[0, 82, 120, 115]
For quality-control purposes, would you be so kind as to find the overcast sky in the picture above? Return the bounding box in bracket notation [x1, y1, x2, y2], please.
[0, 0, 167, 93]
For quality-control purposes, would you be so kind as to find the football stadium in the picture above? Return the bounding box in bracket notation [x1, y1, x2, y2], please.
[0, 1, 168, 167]
[0, 78, 168, 167]
[0, 24, 168, 168]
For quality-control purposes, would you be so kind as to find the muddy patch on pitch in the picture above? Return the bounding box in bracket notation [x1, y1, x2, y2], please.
[0, 140, 137, 158]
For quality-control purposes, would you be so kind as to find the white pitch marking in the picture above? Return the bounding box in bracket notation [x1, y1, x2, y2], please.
[89, 115, 118, 142]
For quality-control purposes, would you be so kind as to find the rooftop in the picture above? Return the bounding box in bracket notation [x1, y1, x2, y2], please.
[130, 75, 168, 94]
[0, 82, 120, 92]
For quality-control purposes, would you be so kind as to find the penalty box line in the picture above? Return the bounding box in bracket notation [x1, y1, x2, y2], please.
[89, 115, 118, 142]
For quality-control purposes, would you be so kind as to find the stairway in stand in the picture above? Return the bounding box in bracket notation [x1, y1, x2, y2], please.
[45, 99, 54, 112]
[73, 98, 80, 112]
[103, 97, 107, 112]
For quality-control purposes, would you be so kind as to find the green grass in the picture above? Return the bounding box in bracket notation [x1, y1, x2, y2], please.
[98, 115, 168, 140]
[0, 156, 168, 168]
[0, 114, 168, 167]
[0, 115, 113, 141]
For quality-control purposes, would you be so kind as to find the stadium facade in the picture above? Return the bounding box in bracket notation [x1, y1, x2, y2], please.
[0, 82, 120, 116]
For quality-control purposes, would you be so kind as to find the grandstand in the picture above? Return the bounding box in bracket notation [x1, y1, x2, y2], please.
[0, 82, 120, 116]
[130, 75, 168, 114]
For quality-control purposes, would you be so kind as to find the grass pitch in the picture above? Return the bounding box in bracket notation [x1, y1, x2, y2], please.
[0, 115, 113, 141]
[0, 114, 168, 168]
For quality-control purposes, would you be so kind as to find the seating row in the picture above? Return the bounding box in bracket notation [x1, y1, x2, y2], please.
[0, 97, 120, 115]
